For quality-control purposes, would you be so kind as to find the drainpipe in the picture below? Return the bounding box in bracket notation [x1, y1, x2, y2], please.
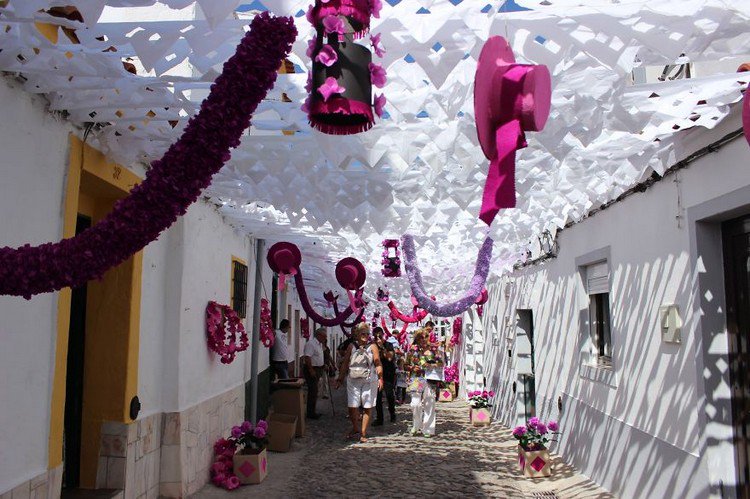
[249, 238, 265, 422]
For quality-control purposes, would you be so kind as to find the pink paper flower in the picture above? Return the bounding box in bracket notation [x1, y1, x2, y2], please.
[368, 62, 387, 88]
[548, 420, 559, 432]
[369, 0, 382, 18]
[306, 38, 317, 58]
[322, 15, 345, 36]
[231, 425, 242, 438]
[488, 390, 495, 397]
[528, 417, 540, 429]
[257, 419, 268, 430]
[318, 77, 345, 101]
[371, 32, 385, 58]
[226, 476, 240, 490]
[537, 423, 548, 435]
[316, 44, 338, 67]
[512, 426, 527, 437]
[374, 93, 386, 117]
[241, 420, 253, 433]
[253, 426, 267, 439]
[211, 461, 227, 474]
[305, 4, 315, 24]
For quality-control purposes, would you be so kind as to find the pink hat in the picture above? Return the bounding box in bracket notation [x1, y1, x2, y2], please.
[335, 257, 366, 290]
[743, 86, 750, 148]
[474, 36, 551, 225]
[266, 242, 302, 274]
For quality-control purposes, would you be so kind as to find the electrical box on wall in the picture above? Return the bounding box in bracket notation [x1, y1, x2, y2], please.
[660, 304, 682, 344]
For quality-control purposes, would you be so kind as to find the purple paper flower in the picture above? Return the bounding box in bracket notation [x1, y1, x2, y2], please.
[318, 77, 345, 101]
[256, 420, 268, 430]
[0, 13, 297, 299]
[512, 426, 527, 437]
[401, 234, 494, 317]
[316, 44, 338, 67]
[241, 420, 253, 433]
[301, 96, 311, 113]
[537, 423, 548, 435]
[374, 93, 386, 117]
[306, 37, 317, 58]
[548, 420, 559, 432]
[322, 15, 345, 36]
[369, 0, 382, 18]
[305, 72, 313, 93]
[231, 426, 243, 438]
[371, 32, 385, 58]
[253, 426, 267, 439]
[306, 4, 315, 24]
[528, 417, 540, 429]
[368, 62, 387, 88]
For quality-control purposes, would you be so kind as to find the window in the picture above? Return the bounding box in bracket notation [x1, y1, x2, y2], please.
[231, 258, 248, 319]
[585, 260, 612, 367]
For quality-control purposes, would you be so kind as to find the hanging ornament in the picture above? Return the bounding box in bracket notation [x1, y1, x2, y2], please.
[267, 242, 366, 327]
[402, 234, 493, 317]
[304, 0, 387, 135]
[381, 239, 401, 277]
[387, 298, 428, 324]
[205, 301, 249, 364]
[376, 286, 389, 301]
[474, 36, 551, 226]
[260, 298, 275, 348]
[475, 288, 489, 317]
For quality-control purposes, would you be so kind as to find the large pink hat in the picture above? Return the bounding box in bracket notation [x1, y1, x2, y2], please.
[335, 257, 366, 290]
[266, 242, 302, 274]
[474, 36, 551, 225]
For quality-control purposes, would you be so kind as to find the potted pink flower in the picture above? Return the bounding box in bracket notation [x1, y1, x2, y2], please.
[232, 419, 269, 485]
[468, 389, 495, 426]
[512, 417, 560, 478]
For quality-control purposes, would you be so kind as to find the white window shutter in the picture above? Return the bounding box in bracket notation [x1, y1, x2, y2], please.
[586, 261, 609, 295]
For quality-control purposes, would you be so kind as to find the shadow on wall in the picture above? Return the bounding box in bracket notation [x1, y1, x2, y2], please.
[476, 248, 732, 499]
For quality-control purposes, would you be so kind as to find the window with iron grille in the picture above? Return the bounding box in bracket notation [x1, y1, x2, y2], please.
[231, 258, 248, 319]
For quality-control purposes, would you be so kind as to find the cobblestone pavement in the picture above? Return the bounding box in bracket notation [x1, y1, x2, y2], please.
[194, 388, 613, 499]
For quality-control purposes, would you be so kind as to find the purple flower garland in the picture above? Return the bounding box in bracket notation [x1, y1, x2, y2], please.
[0, 13, 297, 298]
[401, 234, 494, 317]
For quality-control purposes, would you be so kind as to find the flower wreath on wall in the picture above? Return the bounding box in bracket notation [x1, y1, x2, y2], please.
[449, 317, 462, 347]
[300, 317, 310, 340]
[259, 298, 275, 348]
[0, 14, 296, 299]
[206, 301, 249, 364]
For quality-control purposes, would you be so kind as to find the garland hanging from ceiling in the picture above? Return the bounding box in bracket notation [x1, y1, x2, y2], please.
[0, 13, 297, 299]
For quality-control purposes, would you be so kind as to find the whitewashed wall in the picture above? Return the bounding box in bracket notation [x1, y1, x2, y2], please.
[0, 77, 74, 492]
[469, 107, 750, 499]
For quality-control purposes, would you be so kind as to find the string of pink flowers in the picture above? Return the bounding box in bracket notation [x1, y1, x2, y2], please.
[449, 317, 462, 347]
[211, 420, 269, 490]
[205, 301, 249, 364]
[259, 298, 275, 348]
[443, 362, 459, 383]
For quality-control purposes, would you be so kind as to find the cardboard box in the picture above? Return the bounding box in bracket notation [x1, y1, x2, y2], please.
[267, 413, 297, 452]
[233, 448, 268, 484]
[271, 378, 306, 437]
[518, 446, 551, 478]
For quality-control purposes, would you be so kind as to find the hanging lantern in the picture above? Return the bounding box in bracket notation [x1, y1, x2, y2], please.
[381, 239, 401, 277]
[376, 286, 389, 301]
[305, 0, 387, 135]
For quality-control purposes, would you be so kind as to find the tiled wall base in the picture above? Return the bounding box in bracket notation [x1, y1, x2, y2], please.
[97, 414, 162, 499]
[0, 465, 62, 499]
[160, 385, 244, 497]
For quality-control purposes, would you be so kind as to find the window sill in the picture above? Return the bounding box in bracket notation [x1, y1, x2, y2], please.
[579, 360, 617, 388]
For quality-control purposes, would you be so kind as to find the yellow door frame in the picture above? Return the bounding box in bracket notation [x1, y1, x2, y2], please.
[50, 135, 143, 488]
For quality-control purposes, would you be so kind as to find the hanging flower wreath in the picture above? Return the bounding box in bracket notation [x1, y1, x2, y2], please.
[206, 301, 249, 364]
[449, 317, 462, 348]
[381, 239, 401, 277]
[300, 317, 310, 340]
[402, 234, 494, 317]
[260, 298, 275, 348]
[0, 14, 297, 299]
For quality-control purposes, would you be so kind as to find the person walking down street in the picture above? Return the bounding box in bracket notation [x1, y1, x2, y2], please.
[333, 323, 384, 443]
[406, 328, 442, 437]
[319, 338, 335, 400]
[303, 327, 328, 419]
[373, 327, 397, 425]
[271, 319, 291, 380]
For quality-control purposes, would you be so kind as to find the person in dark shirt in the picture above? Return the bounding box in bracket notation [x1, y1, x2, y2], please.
[373, 327, 397, 425]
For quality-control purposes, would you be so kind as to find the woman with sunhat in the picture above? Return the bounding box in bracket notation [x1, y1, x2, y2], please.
[405, 328, 443, 437]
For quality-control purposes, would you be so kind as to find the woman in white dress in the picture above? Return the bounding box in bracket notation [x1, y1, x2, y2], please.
[333, 323, 384, 443]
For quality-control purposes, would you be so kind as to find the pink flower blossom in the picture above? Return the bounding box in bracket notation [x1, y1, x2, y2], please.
[212, 472, 227, 485]
[305, 4, 315, 24]
[512, 425, 527, 437]
[488, 390, 495, 397]
[368, 62, 387, 88]
[241, 420, 253, 433]
[371, 32, 385, 58]
[316, 44, 338, 67]
[253, 426, 267, 439]
[548, 420, 559, 432]
[306, 38, 317, 58]
[537, 423, 548, 435]
[369, 0, 382, 18]
[257, 420, 268, 430]
[318, 77, 345, 101]
[528, 417, 540, 429]
[374, 93, 386, 117]
[322, 15, 345, 36]
[301, 96, 311, 113]
[225, 476, 240, 490]
[231, 426, 243, 438]
[211, 461, 227, 474]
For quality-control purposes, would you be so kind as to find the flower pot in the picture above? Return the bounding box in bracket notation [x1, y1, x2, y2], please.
[233, 448, 268, 484]
[518, 445, 551, 478]
[469, 407, 491, 426]
[438, 387, 454, 402]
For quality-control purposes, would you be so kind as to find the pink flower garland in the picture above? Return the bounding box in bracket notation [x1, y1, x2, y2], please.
[205, 301, 249, 364]
[449, 317, 462, 347]
[0, 13, 297, 298]
[259, 298, 275, 348]
[300, 317, 310, 340]
[444, 362, 459, 383]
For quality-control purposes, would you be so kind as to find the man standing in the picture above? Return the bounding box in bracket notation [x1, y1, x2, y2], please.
[373, 327, 397, 425]
[271, 319, 291, 380]
[303, 327, 327, 419]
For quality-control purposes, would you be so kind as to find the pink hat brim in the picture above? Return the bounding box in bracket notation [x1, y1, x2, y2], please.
[336, 257, 366, 290]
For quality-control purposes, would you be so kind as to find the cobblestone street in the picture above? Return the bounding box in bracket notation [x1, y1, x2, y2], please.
[194, 388, 613, 498]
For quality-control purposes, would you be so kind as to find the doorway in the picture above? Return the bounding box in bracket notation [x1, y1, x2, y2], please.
[62, 215, 91, 489]
[516, 309, 536, 421]
[722, 214, 750, 498]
